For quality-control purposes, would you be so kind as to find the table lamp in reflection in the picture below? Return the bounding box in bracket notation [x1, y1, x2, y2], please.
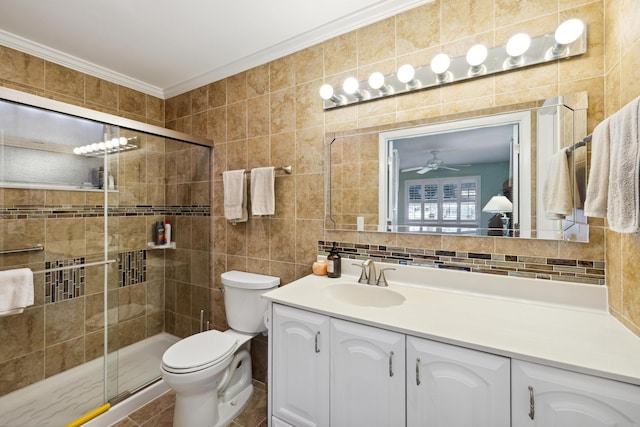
[483, 195, 513, 236]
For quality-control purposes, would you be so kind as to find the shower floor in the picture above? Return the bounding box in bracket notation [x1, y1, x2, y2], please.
[0, 332, 179, 427]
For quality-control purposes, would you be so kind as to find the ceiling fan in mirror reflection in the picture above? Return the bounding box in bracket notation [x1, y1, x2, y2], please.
[401, 150, 472, 174]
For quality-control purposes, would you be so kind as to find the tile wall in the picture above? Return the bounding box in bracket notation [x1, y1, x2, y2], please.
[0, 126, 211, 395]
[603, 0, 640, 336]
[166, 0, 611, 325]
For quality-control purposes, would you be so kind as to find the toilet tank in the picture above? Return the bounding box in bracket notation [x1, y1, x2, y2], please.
[221, 270, 280, 333]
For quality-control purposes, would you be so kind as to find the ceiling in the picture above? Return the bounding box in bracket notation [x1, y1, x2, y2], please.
[0, 0, 432, 99]
[395, 124, 515, 172]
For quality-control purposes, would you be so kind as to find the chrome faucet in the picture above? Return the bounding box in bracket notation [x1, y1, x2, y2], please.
[354, 259, 396, 286]
[364, 259, 377, 286]
[353, 259, 376, 285]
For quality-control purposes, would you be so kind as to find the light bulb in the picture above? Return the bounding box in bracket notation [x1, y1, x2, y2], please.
[119, 137, 128, 146]
[342, 77, 359, 95]
[105, 139, 114, 149]
[319, 84, 334, 100]
[80, 146, 89, 154]
[397, 64, 415, 83]
[98, 142, 106, 150]
[466, 44, 488, 67]
[430, 54, 450, 75]
[368, 72, 385, 90]
[506, 33, 531, 58]
[555, 19, 585, 45]
[73, 147, 82, 155]
[111, 138, 119, 148]
[91, 143, 100, 152]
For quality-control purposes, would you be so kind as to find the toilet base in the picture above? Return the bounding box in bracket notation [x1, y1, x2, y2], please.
[172, 382, 253, 427]
[215, 383, 253, 427]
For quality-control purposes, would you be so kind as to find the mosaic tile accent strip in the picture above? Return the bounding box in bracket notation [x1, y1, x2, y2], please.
[318, 241, 606, 286]
[0, 205, 210, 220]
[44, 258, 85, 303]
[118, 250, 147, 287]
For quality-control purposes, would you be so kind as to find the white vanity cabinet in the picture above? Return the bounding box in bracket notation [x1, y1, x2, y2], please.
[407, 337, 511, 427]
[271, 304, 330, 427]
[330, 318, 406, 426]
[512, 360, 640, 426]
[270, 302, 640, 427]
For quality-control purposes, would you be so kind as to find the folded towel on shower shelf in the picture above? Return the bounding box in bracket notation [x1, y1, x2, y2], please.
[543, 147, 573, 219]
[223, 169, 248, 223]
[584, 118, 611, 218]
[0, 268, 34, 317]
[250, 167, 276, 216]
[606, 96, 640, 233]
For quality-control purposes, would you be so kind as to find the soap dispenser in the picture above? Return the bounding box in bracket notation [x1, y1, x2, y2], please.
[327, 242, 341, 278]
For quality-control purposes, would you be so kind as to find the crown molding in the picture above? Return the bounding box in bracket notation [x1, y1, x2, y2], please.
[0, 29, 165, 98]
[163, 0, 434, 98]
[1, 0, 433, 100]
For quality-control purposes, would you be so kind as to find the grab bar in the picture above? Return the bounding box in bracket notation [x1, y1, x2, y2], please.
[33, 259, 116, 274]
[0, 244, 44, 255]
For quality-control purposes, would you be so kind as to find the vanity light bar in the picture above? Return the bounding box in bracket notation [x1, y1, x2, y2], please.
[320, 19, 587, 110]
[73, 136, 138, 157]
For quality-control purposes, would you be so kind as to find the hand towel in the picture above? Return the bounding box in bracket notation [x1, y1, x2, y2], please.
[250, 167, 276, 216]
[223, 169, 248, 223]
[584, 118, 611, 218]
[543, 147, 573, 219]
[0, 268, 34, 317]
[606, 96, 640, 233]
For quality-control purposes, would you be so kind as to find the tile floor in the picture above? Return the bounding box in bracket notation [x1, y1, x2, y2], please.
[110, 380, 267, 427]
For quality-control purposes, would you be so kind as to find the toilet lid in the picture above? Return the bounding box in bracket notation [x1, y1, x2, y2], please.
[162, 330, 238, 371]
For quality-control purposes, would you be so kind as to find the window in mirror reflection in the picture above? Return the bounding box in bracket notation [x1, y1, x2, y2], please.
[379, 111, 532, 237]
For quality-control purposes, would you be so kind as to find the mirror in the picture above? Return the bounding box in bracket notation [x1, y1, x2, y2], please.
[326, 92, 589, 241]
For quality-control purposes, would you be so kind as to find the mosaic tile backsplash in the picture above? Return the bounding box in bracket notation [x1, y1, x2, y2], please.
[44, 257, 85, 303]
[119, 250, 147, 287]
[42, 249, 149, 304]
[319, 241, 605, 286]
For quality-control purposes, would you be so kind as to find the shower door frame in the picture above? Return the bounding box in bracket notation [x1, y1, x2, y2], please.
[0, 86, 212, 408]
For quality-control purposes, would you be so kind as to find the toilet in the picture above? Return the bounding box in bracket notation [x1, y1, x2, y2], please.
[161, 270, 279, 427]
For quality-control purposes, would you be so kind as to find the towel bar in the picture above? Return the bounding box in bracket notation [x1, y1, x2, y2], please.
[33, 259, 116, 274]
[0, 244, 44, 255]
[219, 165, 292, 176]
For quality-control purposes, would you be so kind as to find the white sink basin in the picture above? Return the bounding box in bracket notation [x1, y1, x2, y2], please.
[324, 283, 406, 308]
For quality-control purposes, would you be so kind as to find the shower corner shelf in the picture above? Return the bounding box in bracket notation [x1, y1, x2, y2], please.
[147, 242, 176, 250]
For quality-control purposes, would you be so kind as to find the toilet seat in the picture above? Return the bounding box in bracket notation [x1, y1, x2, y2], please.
[162, 330, 238, 374]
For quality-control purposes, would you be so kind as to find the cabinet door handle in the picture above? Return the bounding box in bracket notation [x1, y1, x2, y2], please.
[528, 386, 535, 420]
[416, 357, 421, 385]
[314, 331, 320, 353]
[389, 351, 394, 377]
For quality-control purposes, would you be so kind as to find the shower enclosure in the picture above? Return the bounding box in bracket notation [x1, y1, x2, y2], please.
[0, 88, 212, 426]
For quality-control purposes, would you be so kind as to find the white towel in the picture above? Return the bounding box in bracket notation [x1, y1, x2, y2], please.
[584, 118, 611, 218]
[250, 167, 276, 216]
[223, 169, 248, 223]
[0, 268, 34, 317]
[543, 147, 573, 219]
[607, 96, 640, 233]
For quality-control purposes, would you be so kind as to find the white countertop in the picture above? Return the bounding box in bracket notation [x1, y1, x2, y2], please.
[263, 261, 640, 386]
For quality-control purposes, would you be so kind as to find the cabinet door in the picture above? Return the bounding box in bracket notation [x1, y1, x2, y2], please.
[330, 318, 405, 427]
[272, 304, 330, 427]
[407, 337, 510, 427]
[512, 360, 640, 426]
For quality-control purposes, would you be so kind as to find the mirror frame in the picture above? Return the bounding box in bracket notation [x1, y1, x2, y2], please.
[325, 92, 588, 241]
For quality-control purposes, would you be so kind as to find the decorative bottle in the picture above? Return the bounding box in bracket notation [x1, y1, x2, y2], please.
[327, 242, 341, 278]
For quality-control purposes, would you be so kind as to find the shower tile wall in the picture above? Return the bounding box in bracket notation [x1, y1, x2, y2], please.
[0, 133, 211, 398]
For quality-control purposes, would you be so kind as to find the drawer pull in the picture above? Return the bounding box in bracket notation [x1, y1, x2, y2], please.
[315, 331, 320, 353]
[528, 386, 535, 420]
[389, 351, 394, 377]
[416, 358, 421, 385]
